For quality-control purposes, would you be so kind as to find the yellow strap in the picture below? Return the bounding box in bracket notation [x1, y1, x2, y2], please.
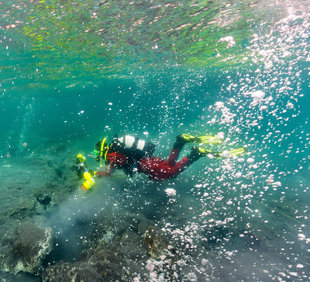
[104, 146, 109, 162]
[99, 137, 107, 167]
[100, 137, 106, 157]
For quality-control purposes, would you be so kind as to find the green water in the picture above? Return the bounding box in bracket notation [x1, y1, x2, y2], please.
[0, 0, 309, 281]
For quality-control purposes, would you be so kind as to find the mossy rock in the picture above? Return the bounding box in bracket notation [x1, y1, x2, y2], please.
[0, 222, 52, 274]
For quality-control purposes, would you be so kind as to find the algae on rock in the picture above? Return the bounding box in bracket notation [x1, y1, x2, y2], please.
[0, 222, 52, 274]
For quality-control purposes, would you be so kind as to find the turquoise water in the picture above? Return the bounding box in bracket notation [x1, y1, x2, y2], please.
[0, 0, 309, 281]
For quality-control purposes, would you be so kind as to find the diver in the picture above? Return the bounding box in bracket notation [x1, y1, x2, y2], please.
[89, 134, 245, 183]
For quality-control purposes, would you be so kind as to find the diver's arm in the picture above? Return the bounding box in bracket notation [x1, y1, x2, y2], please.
[95, 162, 115, 177]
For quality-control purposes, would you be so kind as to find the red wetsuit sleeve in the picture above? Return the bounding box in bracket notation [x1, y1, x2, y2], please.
[96, 162, 116, 177]
[96, 152, 127, 177]
[107, 152, 127, 165]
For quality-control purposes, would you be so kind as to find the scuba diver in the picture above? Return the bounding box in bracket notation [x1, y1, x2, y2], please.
[75, 134, 246, 190]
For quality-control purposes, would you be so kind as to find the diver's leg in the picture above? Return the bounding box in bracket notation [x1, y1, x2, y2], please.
[167, 135, 187, 166]
[162, 146, 247, 180]
[139, 148, 204, 180]
[168, 156, 192, 177]
[167, 147, 204, 178]
[138, 157, 169, 181]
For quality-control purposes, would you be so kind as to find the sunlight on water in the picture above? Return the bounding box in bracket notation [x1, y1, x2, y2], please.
[0, 0, 290, 90]
[0, 0, 309, 281]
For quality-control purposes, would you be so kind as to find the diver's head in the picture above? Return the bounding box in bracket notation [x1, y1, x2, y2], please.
[94, 137, 109, 163]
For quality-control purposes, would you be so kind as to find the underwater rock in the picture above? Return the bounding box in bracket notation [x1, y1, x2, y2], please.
[7, 195, 53, 219]
[87, 212, 154, 248]
[0, 222, 52, 274]
[43, 241, 133, 282]
[36, 193, 52, 206]
[43, 214, 173, 281]
[98, 226, 115, 244]
[43, 224, 152, 281]
[7, 199, 37, 219]
[42, 260, 123, 282]
[143, 226, 170, 258]
[112, 230, 149, 260]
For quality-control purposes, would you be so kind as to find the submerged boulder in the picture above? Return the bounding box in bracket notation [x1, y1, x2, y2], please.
[6, 198, 37, 219]
[0, 222, 52, 274]
[43, 232, 149, 282]
[43, 214, 173, 281]
[143, 226, 170, 258]
[42, 260, 123, 282]
[42, 243, 126, 282]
